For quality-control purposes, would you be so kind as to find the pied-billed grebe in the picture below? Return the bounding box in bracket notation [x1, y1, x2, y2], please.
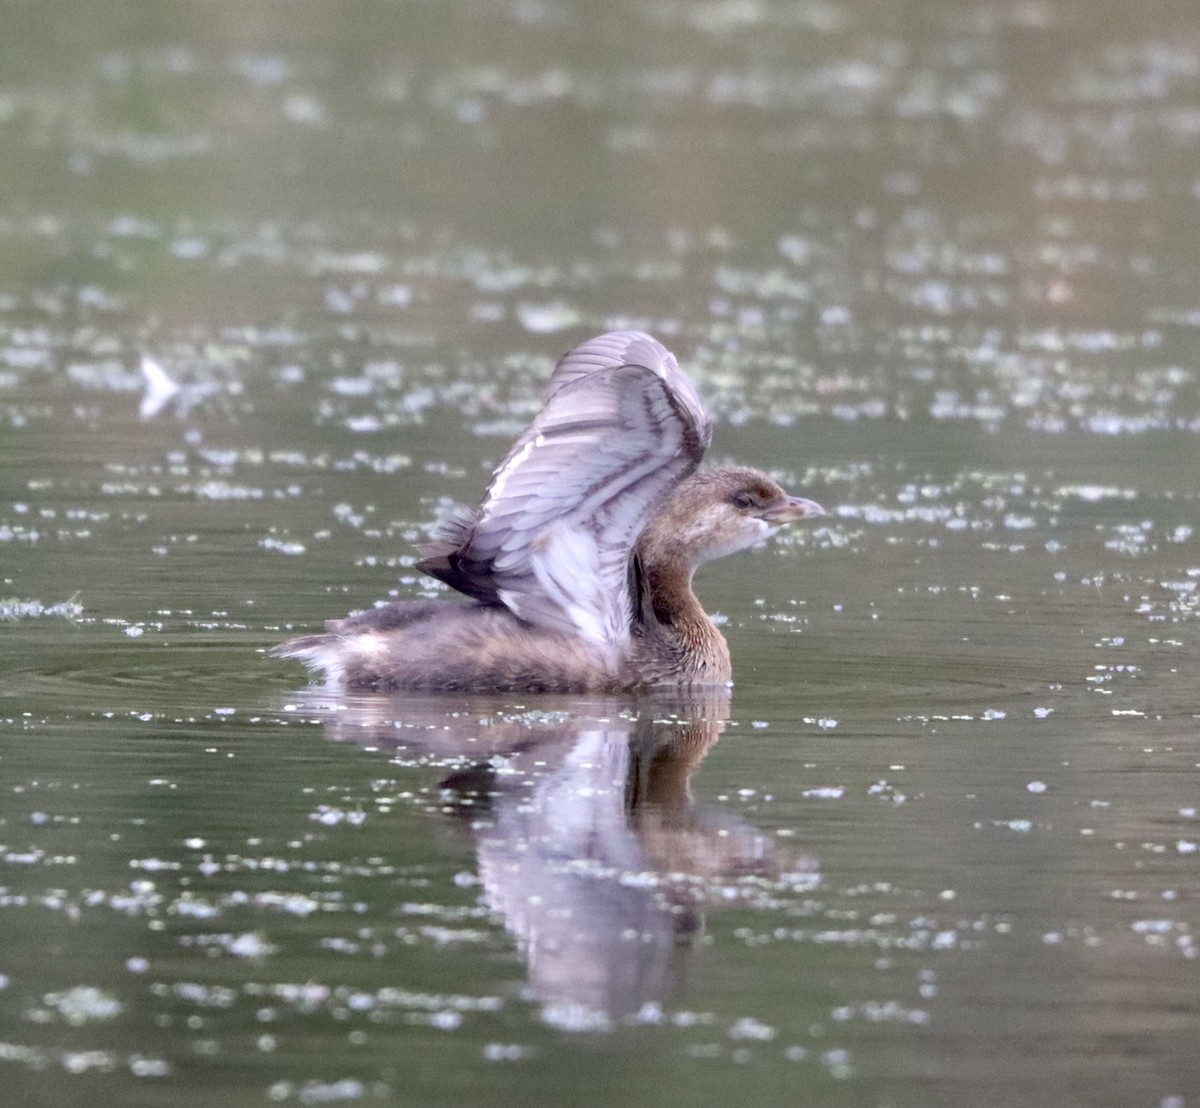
[274, 330, 824, 691]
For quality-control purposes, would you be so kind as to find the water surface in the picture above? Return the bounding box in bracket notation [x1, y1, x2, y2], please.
[2, 2, 1199, 1106]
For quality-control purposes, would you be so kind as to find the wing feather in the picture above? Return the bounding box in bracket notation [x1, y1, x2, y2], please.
[417, 331, 711, 653]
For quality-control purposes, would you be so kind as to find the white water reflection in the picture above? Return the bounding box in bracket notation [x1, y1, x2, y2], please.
[138, 356, 180, 420]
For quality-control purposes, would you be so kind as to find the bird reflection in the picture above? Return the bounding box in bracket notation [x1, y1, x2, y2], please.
[292, 688, 819, 1031]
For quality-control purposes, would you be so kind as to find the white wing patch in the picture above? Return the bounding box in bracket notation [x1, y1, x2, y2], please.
[489, 433, 543, 503]
[527, 522, 619, 649]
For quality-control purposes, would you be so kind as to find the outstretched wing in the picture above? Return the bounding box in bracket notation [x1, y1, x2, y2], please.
[418, 331, 712, 653]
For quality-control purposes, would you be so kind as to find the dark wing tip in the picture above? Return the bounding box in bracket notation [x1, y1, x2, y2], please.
[416, 503, 487, 595]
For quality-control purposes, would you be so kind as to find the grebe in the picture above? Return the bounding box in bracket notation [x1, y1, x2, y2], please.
[274, 331, 824, 691]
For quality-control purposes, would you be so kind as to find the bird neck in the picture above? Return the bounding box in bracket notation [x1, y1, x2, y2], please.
[633, 549, 731, 681]
[642, 554, 706, 627]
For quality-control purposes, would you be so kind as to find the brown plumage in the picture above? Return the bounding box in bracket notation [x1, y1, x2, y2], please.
[273, 332, 824, 692]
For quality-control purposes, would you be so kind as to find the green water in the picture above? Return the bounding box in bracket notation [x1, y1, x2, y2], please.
[2, 2, 1199, 1105]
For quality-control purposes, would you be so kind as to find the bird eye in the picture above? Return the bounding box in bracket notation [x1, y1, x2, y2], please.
[732, 492, 756, 510]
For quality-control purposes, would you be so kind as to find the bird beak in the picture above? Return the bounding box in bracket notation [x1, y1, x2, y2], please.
[762, 495, 826, 524]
